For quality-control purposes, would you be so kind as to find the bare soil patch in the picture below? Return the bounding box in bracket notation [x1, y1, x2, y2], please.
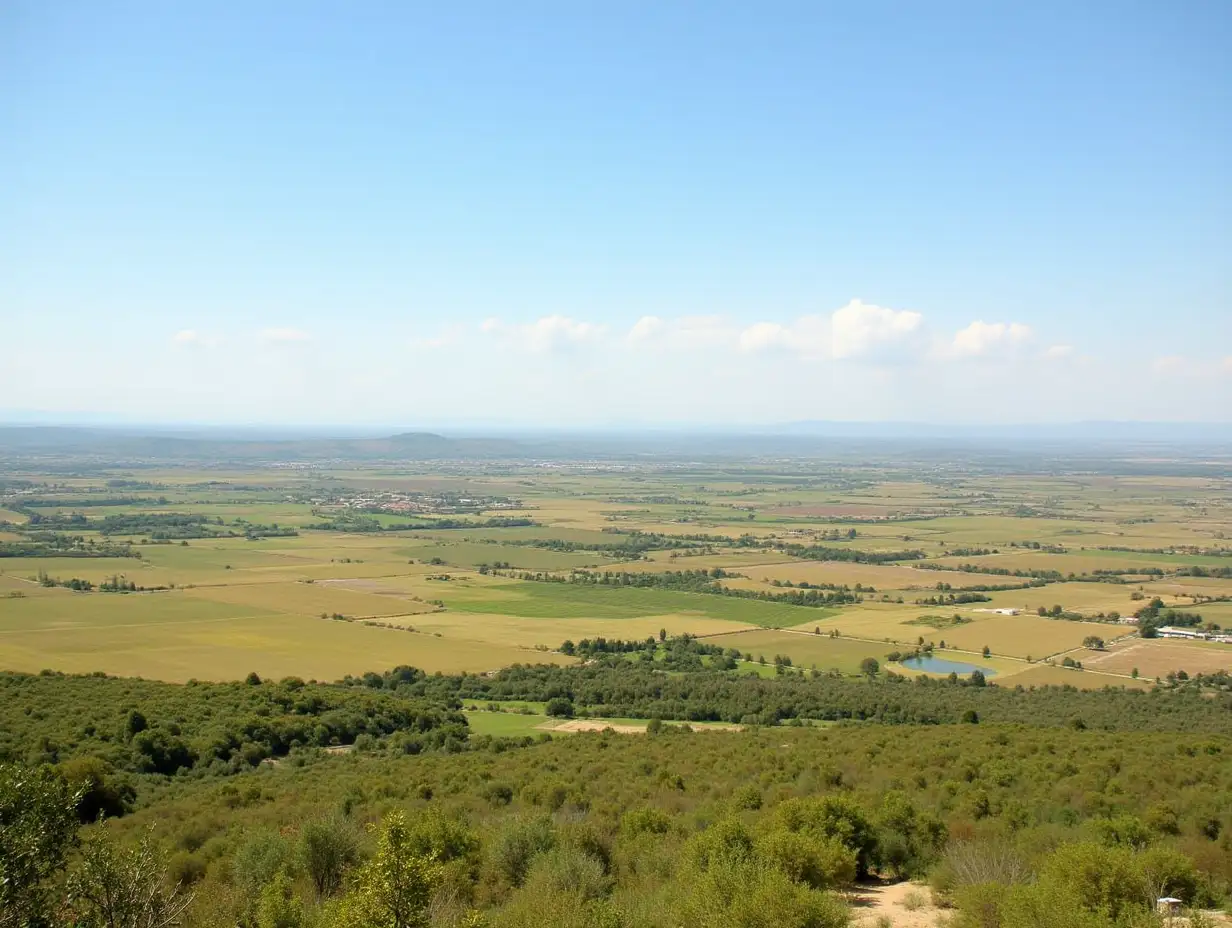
[1085, 638, 1232, 677]
[848, 881, 944, 927]
[540, 719, 647, 734]
[536, 719, 743, 734]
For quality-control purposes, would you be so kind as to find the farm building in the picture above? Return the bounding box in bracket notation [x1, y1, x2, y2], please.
[1156, 627, 1206, 640]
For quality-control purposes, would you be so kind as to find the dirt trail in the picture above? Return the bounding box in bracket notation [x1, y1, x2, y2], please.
[848, 882, 943, 927]
[535, 719, 743, 734]
[847, 883, 1230, 927]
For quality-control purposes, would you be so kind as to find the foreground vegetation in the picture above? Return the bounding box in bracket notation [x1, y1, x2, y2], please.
[2, 662, 1232, 927]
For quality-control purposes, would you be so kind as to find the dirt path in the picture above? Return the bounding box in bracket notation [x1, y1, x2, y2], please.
[535, 719, 743, 734]
[847, 883, 1229, 927]
[848, 882, 944, 927]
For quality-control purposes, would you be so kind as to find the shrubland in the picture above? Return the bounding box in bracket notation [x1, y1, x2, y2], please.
[2, 662, 1231, 927]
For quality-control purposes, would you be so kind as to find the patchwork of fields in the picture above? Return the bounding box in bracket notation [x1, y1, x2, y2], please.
[1, 465, 1229, 687]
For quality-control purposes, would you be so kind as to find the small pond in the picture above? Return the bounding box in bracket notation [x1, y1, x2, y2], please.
[899, 656, 997, 677]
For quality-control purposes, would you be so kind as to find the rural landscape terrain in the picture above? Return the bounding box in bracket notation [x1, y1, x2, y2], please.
[4, 2, 1229, 924]
[2, 428, 1231, 927]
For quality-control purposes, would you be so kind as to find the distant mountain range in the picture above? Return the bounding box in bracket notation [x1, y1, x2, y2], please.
[0, 423, 1229, 467]
[0, 427, 524, 461]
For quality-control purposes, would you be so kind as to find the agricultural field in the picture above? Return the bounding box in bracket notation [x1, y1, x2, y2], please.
[705, 628, 888, 674]
[1083, 637, 1232, 680]
[2, 456, 1230, 685]
[998, 663, 1153, 690]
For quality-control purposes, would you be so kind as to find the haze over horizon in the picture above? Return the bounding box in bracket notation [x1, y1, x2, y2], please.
[4, 2, 1229, 425]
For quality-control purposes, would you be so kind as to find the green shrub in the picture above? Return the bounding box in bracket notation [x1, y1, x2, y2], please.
[685, 818, 754, 871]
[489, 816, 557, 888]
[755, 828, 856, 889]
[672, 856, 848, 928]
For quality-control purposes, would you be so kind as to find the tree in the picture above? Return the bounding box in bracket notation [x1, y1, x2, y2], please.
[981, 645, 991, 658]
[64, 827, 194, 928]
[59, 756, 133, 822]
[330, 811, 440, 928]
[1082, 636, 1105, 650]
[545, 697, 574, 718]
[0, 763, 81, 928]
[299, 817, 359, 899]
[859, 658, 880, 678]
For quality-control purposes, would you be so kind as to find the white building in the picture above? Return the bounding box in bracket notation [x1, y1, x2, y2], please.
[1156, 626, 1206, 640]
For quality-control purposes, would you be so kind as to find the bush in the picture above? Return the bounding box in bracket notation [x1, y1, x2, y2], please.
[672, 856, 849, 928]
[489, 816, 557, 888]
[685, 818, 754, 871]
[732, 784, 762, 811]
[755, 828, 856, 889]
[166, 850, 207, 886]
[773, 795, 878, 878]
[521, 844, 611, 902]
[621, 807, 671, 837]
[256, 869, 304, 928]
[232, 830, 294, 901]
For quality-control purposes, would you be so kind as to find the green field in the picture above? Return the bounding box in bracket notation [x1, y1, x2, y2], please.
[407, 541, 613, 570]
[434, 580, 833, 627]
[706, 629, 889, 674]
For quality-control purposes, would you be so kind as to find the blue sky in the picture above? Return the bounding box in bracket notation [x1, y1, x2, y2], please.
[3, 1, 1229, 425]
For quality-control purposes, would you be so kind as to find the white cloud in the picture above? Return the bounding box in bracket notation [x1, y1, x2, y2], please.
[1152, 355, 1232, 379]
[484, 315, 606, 352]
[258, 327, 313, 343]
[738, 321, 790, 352]
[623, 315, 737, 350]
[410, 324, 466, 349]
[628, 316, 665, 341]
[1044, 344, 1075, 360]
[170, 329, 220, 348]
[830, 300, 923, 359]
[737, 316, 830, 356]
[950, 320, 1032, 358]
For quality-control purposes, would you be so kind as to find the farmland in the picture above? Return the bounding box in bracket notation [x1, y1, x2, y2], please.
[2, 446, 1230, 689]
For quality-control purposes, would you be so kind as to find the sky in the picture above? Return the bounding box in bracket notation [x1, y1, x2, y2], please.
[2, 1, 1230, 427]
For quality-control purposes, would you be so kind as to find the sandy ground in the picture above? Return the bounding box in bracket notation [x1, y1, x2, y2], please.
[847, 882, 1230, 927]
[535, 719, 743, 734]
[849, 882, 945, 928]
[539, 719, 648, 734]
